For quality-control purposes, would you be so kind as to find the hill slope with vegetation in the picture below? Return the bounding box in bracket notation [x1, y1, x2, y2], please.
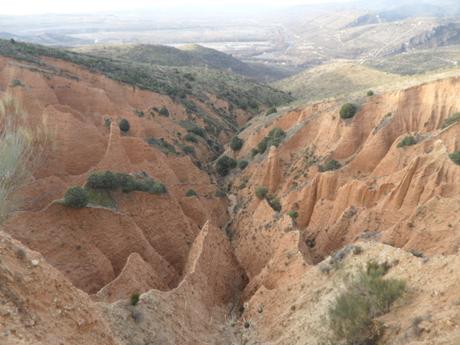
[76, 43, 291, 82]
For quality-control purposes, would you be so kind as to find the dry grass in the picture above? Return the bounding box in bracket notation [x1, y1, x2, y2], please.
[0, 95, 47, 222]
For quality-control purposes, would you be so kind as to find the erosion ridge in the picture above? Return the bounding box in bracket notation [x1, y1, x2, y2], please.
[0, 45, 459, 345]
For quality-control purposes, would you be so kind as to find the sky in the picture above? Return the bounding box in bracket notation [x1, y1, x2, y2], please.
[1, 0, 356, 15]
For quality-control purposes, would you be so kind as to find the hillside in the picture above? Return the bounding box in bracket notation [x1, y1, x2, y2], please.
[274, 62, 400, 101]
[76, 43, 292, 82]
[1, 58, 459, 344]
[0, 31, 460, 345]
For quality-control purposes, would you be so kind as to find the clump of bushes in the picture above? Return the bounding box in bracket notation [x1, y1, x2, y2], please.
[340, 103, 358, 119]
[442, 112, 460, 128]
[230, 136, 244, 151]
[328, 261, 406, 345]
[397, 135, 417, 148]
[255, 186, 268, 199]
[449, 151, 460, 165]
[119, 118, 130, 133]
[253, 128, 286, 155]
[158, 106, 170, 117]
[216, 155, 237, 176]
[130, 293, 140, 306]
[266, 107, 277, 116]
[86, 171, 167, 195]
[185, 189, 197, 197]
[64, 186, 89, 208]
[319, 159, 341, 172]
[288, 210, 298, 220]
[87, 171, 118, 189]
[238, 160, 249, 170]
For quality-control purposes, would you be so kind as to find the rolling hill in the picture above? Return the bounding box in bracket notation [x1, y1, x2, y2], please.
[76, 43, 293, 82]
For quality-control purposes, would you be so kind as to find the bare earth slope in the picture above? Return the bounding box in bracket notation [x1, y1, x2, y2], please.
[1, 46, 460, 345]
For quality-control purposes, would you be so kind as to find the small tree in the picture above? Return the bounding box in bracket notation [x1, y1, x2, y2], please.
[64, 187, 89, 208]
[367, 90, 374, 97]
[230, 136, 244, 151]
[216, 155, 237, 176]
[119, 118, 130, 133]
[340, 103, 358, 119]
[255, 186, 268, 199]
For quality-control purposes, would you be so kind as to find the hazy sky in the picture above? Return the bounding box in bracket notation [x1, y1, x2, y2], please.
[2, 0, 355, 15]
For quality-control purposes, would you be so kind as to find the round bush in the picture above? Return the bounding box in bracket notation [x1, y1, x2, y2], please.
[340, 103, 358, 119]
[185, 189, 197, 197]
[64, 187, 89, 208]
[119, 118, 130, 132]
[238, 160, 249, 170]
[255, 186, 268, 199]
[367, 90, 374, 97]
[230, 136, 244, 151]
[216, 155, 237, 177]
[288, 210, 299, 219]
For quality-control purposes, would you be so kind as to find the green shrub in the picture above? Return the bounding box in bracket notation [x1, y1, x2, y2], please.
[238, 160, 249, 170]
[230, 136, 244, 151]
[266, 107, 277, 116]
[267, 196, 282, 212]
[255, 186, 268, 199]
[185, 189, 197, 197]
[256, 127, 286, 154]
[185, 133, 198, 143]
[130, 293, 140, 306]
[134, 109, 144, 117]
[113, 173, 167, 195]
[319, 159, 341, 172]
[182, 146, 195, 155]
[442, 112, 460, 128]
[158, 106, 170, 117]
[397, 135, 417, 148]
[328, 262, 406, 345]
[64, 187, 89, 208]
[367, 90, 374, 97]
[257, 140, 268, 154]
[449, 151, 460, 165]
[119, 118, 130, 133]
[188, 126, 206, 138]
[288, 210, 298, 219]
[340, 103, 358, 119]
[216, 155, 237, 176]
[87, 171, 118, 190]
[251, 148, 259, 157]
